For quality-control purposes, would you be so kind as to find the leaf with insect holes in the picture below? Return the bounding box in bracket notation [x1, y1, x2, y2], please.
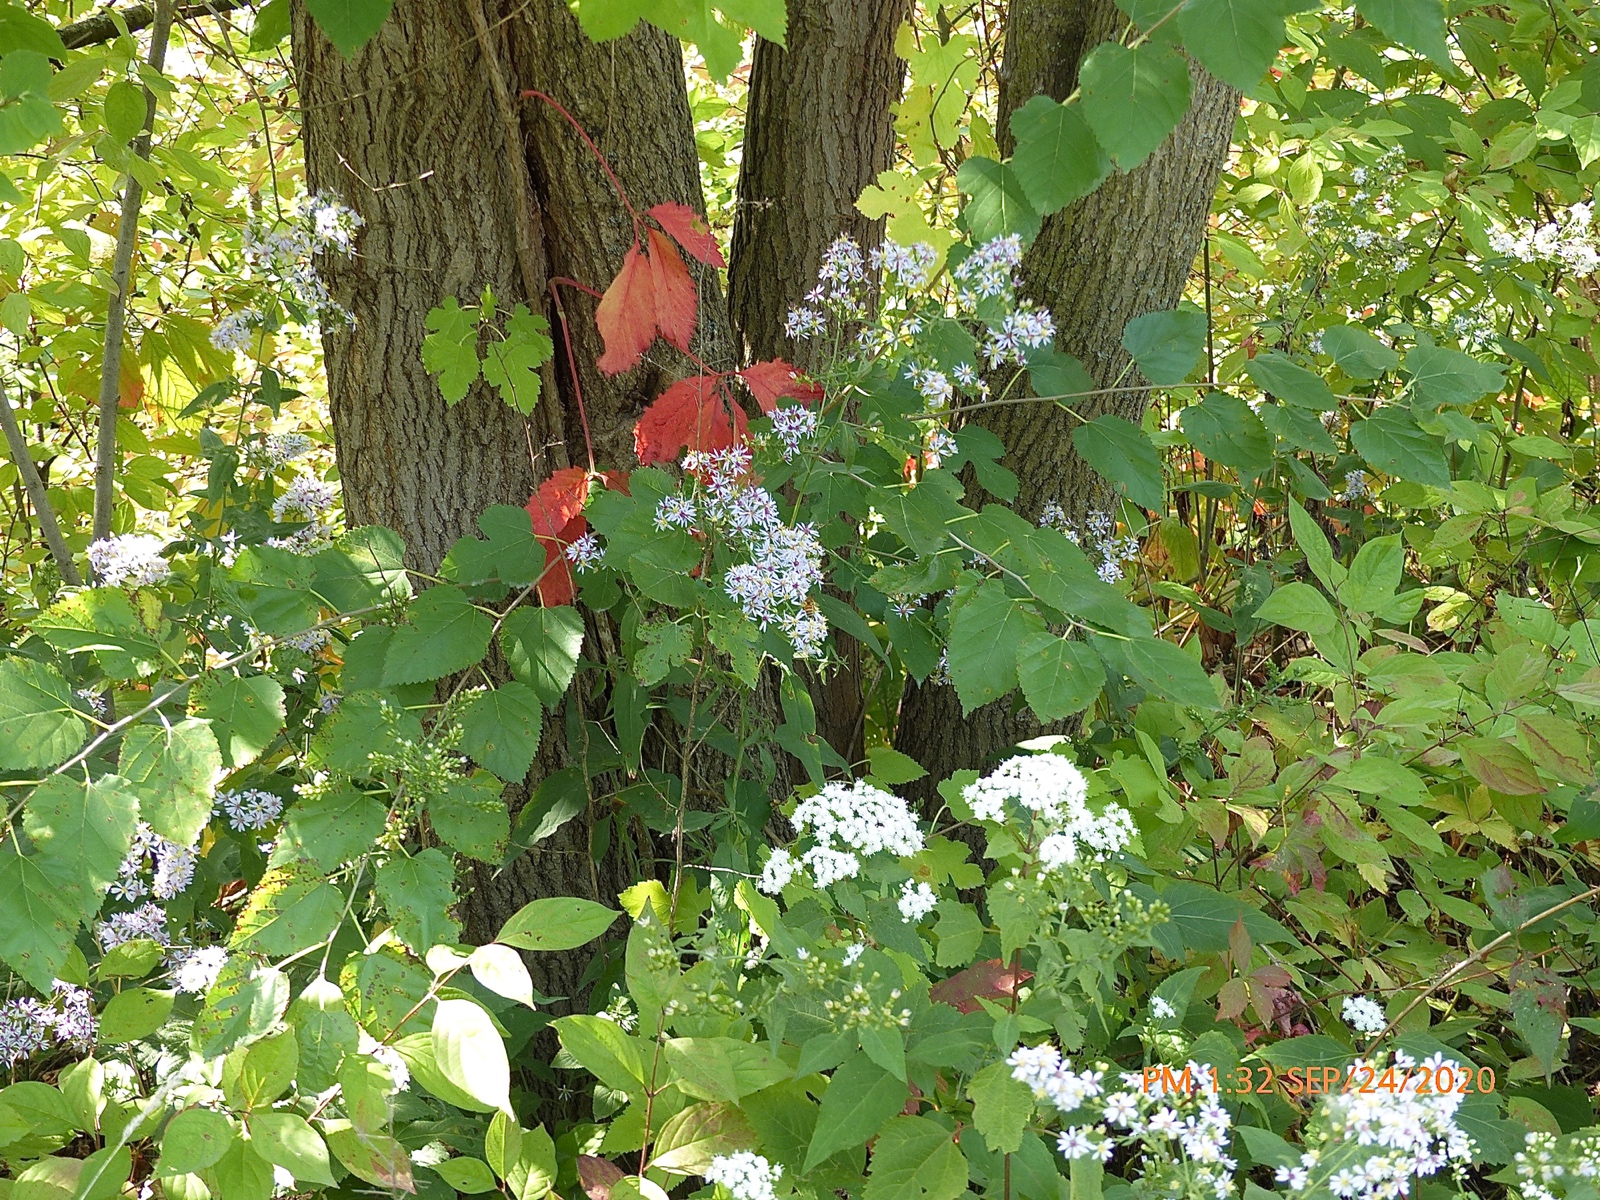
[595, 244, 657, 375]
[647, 229, 696, 353]
[634, 375, 749, 465]
[739, 359, 822, 414]
[649, 202, 725, 267]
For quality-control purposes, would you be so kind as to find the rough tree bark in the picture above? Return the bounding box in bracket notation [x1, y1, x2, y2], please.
[730, 0, 909, 767]
[291, 0, 911, 992]
[894, 0, 1240, 791]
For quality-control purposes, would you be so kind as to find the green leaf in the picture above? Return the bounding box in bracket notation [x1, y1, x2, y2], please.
[375, 849, 459, 952]
[222, 1027, 297, 1110]
[650, 1102, 758, 1174]
[498, 896, 618, 951]
[867, 747, 928, 785]
[1079, 41, 1191, 170]
[504, 1122, 558, 1200]
[469, 943, 536, 1008]
[433, 998, 511, 1114]
[482, 305, 554, 415]
[1180, 392, 1273, 478]
[196, 965, 290, 1057]
[1121, 305, 1206, 386]
[99, 986, 173, 1043]
[551, 1014, 648, 1095]
[1458, 738, 1545, 796]
[380, 586, 495, 686]
[1252, 582, 1337, 635]
[229, 863, 345, 956]
[1245, 350, 1336, 410]
[0, 6, 66, 57]
[102, 79, 147, 145]
[248, 0, 291, 49]
[861, 1115, 968, 1200]
[161, 1108, 234, 1174]
[444, 504, 548, 591]
[305, 0, 397, 57]
[0, 853, 80, 990]
[1008, 96, 1110, 216]
[458, 682, 543, 782]
[430, 770, 510, 863]
[1177, 0, 1292, 91]
[421, 296, 482, 404]
[249, 1112, 336, 1187]
[804, 1052, 907, 1171]
[1321, 324, 1399, 380]
[1350, 409, 1451, 486]
[662, 1038, 790, 1103]
[571, 0, 652, 41]
[24, 774, 140, 919]
[324, 1120, 413, 1191]
[117, 719, 220, 846]
[1354, 0, 1452, 69]
[968, 1060, 1033, 1154]
[1146, 880, 1294, 955]
[947, 580, 1045, 714]
[276, 786, 388, 873]
[1071, 413, 1165, 509]
[1288, 499, 1343, 593]
[955, 156, 1040, 245]
[1016, 632, 1105, 721]
[1120, 636, 1218, 708]
[33, 588, 164, 679]
[0, 658, 87, 770]
[1404, 343, 1506, 409]
[291, 979, 360, 1094]
[190, 673, 286, 769]
[501, 606, 585, 706]
[436, 1157, 498, 1194]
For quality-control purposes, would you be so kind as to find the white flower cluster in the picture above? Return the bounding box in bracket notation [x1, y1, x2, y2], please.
[215, 787, 284, 831]
[662, 446, 827, 658]
[874, 241, 940, 290]
[96, 901, 170, 951]
[759, 779, 924, 893]
[269, 472, 338, 553]
[170, 946, 229, 995]
[953, 234, 1024, 303]
[247, 431, 314, 470]
[87, 532, 169, 587]
[564, 532, 604, 572]
[0, 982, 96, 1067]
[1012, 1046, 1237, 1199]
[109, 822, 198, 902]
[784, 235, 870, 339]
[1339, 470, 1371, 505]
[769, 404, 819, 461]
[1279, 1052, 1474, 1200]
[962, 753, 1134, 871]
[1341, 994, 1386, 1036]
[213, 190, 364, 353]
[705, 1152, 783, 1200]
[1490, 201, 1600, 275]
[897, 879, 937, 923]
[1041, 507, 1140, 584]
[1515, 1130, 1600, 1200]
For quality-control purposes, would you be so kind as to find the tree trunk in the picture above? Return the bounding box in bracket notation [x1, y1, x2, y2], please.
[894, 0, 1239, 791]
[729, 0, 908, 766]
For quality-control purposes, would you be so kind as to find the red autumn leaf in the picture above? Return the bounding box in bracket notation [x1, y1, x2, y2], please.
[649, 201, 725, 268]
[634, 374, 749, 465]
[738, 358, 823, 414]
[595, 244, 658, 375]
[578, 1156, 626, 1200]
[646, 228, 696, 353]
[929, 959, 1033, 1014]
[525, 467, 594, 606]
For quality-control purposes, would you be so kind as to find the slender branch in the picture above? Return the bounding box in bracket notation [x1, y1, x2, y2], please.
[57, 0, 248, 51]
[0, 380, 81, 585]
[91, 0, 175, 546]
[1376, 883, 1600, 1041]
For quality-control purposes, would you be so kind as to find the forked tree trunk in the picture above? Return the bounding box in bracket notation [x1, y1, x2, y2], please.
[730, 0, 909, 767]
[894, 0, 1239, 791]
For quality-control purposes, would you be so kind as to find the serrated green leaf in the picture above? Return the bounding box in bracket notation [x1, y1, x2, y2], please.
[458, 682, 542, 782]
[1071, 413, 1164, 509]
[0, 851, 81, 990]
[23, 774, 139, 921]
[430, 769, 510, 862]
[1009, 96, 1110, 216]
[230, 863, 345, 956]
[276, 786, 388, 872]
[1354, 0, 1452, 69]
[482, 305, 553, 414]
[1121, 305, 1206, 386]
[1177, 0, 1293, 91]
[117, 719, 220, 846]
[380, 586, 494, 686]
[375, 848, 458, 952]
[1079, 41, 1191, 170]
[421, 296, 481, 404]
[804, 1052, 906, 1172]
[955, 156, 1040, 245]
[190, 673, 285, 769]
[947, 580, 1044, 714]
[305, 0, 396, 57]
[1350, 409, 1451, 486]
[1120, 636, 1218, 708]
[501, 606, 585, 705]
[0, 657, 87, 770]
[1017, 632, 1105, 721]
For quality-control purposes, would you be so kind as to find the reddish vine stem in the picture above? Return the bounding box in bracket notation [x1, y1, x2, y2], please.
[548, 279, 598, 473]
[519, 89, 643, 236]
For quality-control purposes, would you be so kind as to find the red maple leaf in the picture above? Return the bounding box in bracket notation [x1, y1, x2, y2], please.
[634, 374, 749, 465]
[929, 959, 1033, 1014]
[649, 201, 725, 268]
[738, 358, 823, 414]
[646, 228, 696, 353]
[594, 244, 657, 375]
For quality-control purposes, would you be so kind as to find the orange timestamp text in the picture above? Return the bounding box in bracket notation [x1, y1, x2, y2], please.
[1139, 1063, 1498, 1097]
